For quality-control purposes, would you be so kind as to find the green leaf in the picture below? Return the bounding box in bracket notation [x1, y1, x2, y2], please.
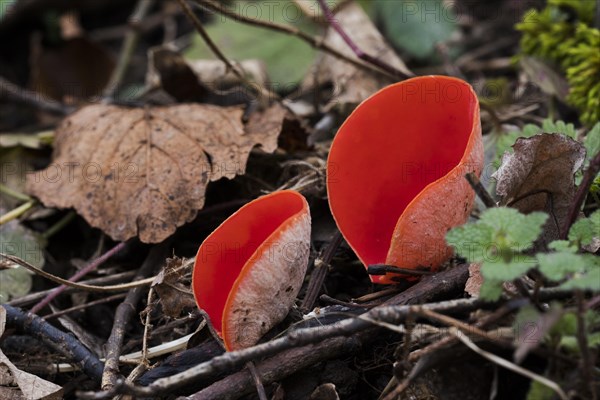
[536, 252, 586, 281]
[541, 118, 577, 139]
[481, 259, 535, 282]
[587, 332, 600, 348]
[0, 219, 45, 301]
[479, 208, 548, 252]
[376, 0, 457, 59]
[548, 240, 577, 253]
[584, 123, 600, 159]
[184, 0, 317, 84]
[445, 223, 494, 262]
[551, 312, 578, 337]
[568, 209, 600, 246]
[479, 277, 504, 301]
[559, 266, 600, 291]
[527, 379, 557, 400]
[495, 119, 581, 165]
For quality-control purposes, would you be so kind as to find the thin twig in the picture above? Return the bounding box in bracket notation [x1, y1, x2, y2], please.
[561, 151, 600, 238]
[79, 297, 488, 398]
[192, 0, 400, 80]
[450, 327, 568, 400]
[7, 271, 137, 307]
[367, 264, 434, 277]
[465, 172, 496, 208]
[31, 241, 128, 313]
[0, 76, 74, 115]
[0, 253, 155, 293]
[300, 231, 343, 312]
[102, 0, 155, 99]
[101, 242, 170, 390]
[315, 0, 412, 80]
[119, 288, 157, 391]
[177, 0, 275, 102]
[43, 293, 127, 320]
[245, 361, 268, 400]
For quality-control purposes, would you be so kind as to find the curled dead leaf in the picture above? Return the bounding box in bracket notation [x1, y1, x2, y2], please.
[152, 257, 195, 318]
[26, 104, 280, 243]
[146, 47, 268, 104]
[302, 2, 411, 112]
[492, 134, 586, 242]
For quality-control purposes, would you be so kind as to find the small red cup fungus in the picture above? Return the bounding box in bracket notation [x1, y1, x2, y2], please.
[327, 76, 483, 284]
[193, 190, 311, 350]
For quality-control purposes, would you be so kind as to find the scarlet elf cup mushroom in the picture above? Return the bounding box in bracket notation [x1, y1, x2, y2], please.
[327, 76, 483, 284]
[193, 190, 311, 351]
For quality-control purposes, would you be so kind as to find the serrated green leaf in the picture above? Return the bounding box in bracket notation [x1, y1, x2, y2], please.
[495, 119, 582, 166]
[446, 223, 494, 262]
[479, 208, 548, 251]
[537, 252, 587, 281]
[479, 277, 504, 301]
[584, 123, 600, 159]
[548, 240, 578, 252]
[481, 259, 534, 282]
[542, 118, 577, 139]
[568, 210, 600, 246]
[559, 266, 600, 291]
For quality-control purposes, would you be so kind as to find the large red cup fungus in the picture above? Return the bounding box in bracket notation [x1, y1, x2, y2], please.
[193, 190, 311, 351]
[327, 76, 483, 284]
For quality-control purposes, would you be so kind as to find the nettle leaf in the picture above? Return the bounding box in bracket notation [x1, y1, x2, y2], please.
[479, 277, 504, 301]
[556, 311, 600, 353]
[541, 119, 577, 139]
[559, 267, 600, 291]
[481, 259, 535, 282]
[536, 252, 586, 281]
[584, 122, 600, 159]
[548, 240, 578, 253]
[447, 207, 547, 301]
[568, 209, 600, 246]
[583, 122, 600, 159]
[495, 119, 578, 165]
[446, 223, 494, 262]
[479, 208, 548, 252]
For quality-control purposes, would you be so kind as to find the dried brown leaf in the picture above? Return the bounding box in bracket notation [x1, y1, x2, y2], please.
[146, 47, 267, 103]
[152, 257, 195, 318]
[465, 263, 483, 298]
[302, 2, 411, 112]
[26, 104, 280, 243]
[492, 134, 586, 242]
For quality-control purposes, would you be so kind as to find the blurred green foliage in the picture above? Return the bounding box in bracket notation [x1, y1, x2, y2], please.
[375, 0, 457, 60]
[516, 0, 600, 126]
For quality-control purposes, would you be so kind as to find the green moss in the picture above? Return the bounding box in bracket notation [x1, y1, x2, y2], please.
[516, 1, 600, 126]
